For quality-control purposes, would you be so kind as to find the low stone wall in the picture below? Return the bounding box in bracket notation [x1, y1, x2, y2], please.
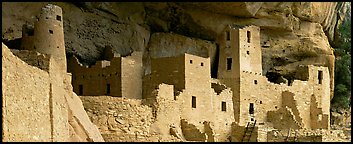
[266, 128, 350, 142]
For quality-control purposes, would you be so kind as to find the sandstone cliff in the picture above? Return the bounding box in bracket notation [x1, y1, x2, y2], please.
[2, 2, 349, 100]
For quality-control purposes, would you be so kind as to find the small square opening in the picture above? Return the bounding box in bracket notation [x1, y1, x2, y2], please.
[49, 30, 53, 34]
[254, 80, 258, 84]
[190, 60, 193, 64]
[201, 62, 204, 66]
[56, 15, 62, 21]
[247, 51, 250, 55]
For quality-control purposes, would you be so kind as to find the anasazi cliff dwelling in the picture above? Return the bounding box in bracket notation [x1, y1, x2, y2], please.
[2, 4, 345, 142]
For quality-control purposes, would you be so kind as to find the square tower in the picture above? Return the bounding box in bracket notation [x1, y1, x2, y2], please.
[217, 25, 262, 82]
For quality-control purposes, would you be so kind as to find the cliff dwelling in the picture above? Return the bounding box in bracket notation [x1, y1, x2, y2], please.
[2, 2, 351, 142]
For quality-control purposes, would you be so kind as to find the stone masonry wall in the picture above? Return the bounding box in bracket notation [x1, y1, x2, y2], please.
[237, 65, 330, 129]
[2, 43, 52, 141]
[150, 55, 186, 92]
[10, 49, 51, 72]
[3, 43, 104, 142]
[78, 96, 176, 142]
[70, 57, 122, 96]
[121, 51, 143, 99]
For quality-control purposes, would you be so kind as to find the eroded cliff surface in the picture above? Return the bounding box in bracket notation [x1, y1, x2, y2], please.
[2, 2, 349, 100]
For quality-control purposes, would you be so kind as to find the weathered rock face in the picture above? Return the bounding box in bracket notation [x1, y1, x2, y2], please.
[2, 2, 349, 98]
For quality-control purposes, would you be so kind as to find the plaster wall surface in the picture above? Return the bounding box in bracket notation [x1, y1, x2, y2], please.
[121, 52, 143, 99]
[2, 43, 52, 141]
[150, 55, 186, 92]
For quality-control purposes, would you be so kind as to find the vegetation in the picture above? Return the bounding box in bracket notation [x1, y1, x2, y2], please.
[332, 14, 351, 109]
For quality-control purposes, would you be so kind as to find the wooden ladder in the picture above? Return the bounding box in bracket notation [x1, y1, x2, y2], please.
[285, 129, 298, 142]
[241, 120, 257, 142]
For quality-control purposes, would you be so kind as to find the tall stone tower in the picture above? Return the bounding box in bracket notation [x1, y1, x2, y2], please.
[21, 4, 66, 73]
[217, 25, 262, 87]
[217, 25, 262, 123]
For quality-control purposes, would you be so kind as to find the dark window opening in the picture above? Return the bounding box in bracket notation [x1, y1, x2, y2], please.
[247, 31, 251, 43]
[254, 80, 258, 84]
[249, 103, 254, 114]
[46, 17, 49, 19]
[247, 51, 250, 55]
[79, 85, 83, 95]
[49, 30, 53, 34]
[201, 62, 204, 66]
[57, 46, 59, 48]
[190, 60, 193, 64]
[192, 96, 196, 108]
[106, 84, 111, 95]
[222, 101, 226, 111]
[227, 58, 232, 70]
[318, 70, 323, 84]
[34, 46, 36, 50]
[288, 80, 293, 86]
[260, 101, 262, 104]
[56, 15, 62, 21]
[211, 43, 220, 78]
[226, 31, 230, 41]
[28, 30, 34, 36]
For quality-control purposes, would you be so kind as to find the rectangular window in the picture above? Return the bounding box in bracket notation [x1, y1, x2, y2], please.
[254, 80, 258, 84]
[247, 31, 251, 43]
[192, 96, 196, 108]
[226, 31, 230, 41]
[56, 15, 62, 21]
[201, 62, 204, 66]
[106, 84, 111, 95]
[318, 70, 323, 84]
[190, 60, 193, 64]
[49, 30, 53, 34]
[249, 103, 254, 114]
[79, 84, 83, 95]
[222, 101, 226, 111]
[227, 58, 232, 70]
